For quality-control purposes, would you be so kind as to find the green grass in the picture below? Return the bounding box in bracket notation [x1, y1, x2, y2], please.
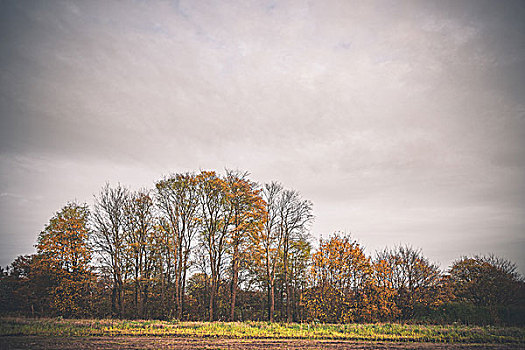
[0, 317, 524, 344]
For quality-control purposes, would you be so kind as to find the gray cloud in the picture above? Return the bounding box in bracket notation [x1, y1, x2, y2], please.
[1, 0, 524, 273]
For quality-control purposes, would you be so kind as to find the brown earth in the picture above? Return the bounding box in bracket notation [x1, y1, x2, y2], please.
[0, 337, 523, 350]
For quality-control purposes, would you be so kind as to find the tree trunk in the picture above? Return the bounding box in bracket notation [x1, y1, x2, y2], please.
[266, 279, 271, 321]
[117, 279, 123, 319]
[270, 280, 275, 322]
[111, 285, 117, 317]
[286, 277, 292, 322]
[230, 245, 239, 321]
[135, 259, 140, 318]
[141, 285, 148, 319]
[181, 258, 188, 320]
[209, 276, 215, 322]
[176, 237, 185, 320]
[283, 237, 292, 323]
[291, 284, 296, 322]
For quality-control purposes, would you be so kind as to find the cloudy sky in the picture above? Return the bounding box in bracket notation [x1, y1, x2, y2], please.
[1, 0, 524, 273]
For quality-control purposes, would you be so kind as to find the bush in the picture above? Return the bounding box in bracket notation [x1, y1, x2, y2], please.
[415, 302, 525, 326]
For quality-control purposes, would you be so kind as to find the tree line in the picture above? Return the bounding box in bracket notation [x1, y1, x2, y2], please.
[1, 170, 524, 325]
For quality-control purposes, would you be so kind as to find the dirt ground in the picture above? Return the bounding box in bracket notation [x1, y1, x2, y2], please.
[0, 337, 523, 350]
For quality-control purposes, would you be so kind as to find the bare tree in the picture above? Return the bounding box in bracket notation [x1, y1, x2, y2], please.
[91, 183, 129, 318]
[278, 189, 313, 322]
[377, 245, 441, 319]
[123, 189, 156, 318]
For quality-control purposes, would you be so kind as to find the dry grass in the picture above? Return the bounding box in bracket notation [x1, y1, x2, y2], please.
[0, 317, 524, 344]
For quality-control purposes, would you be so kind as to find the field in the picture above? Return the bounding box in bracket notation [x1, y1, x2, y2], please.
[1, 317, 524, 349]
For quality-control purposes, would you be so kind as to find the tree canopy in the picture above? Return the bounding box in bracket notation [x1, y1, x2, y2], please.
[1, 170, 523, 325]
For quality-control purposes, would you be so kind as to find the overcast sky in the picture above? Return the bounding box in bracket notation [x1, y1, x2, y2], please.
[1, 0, 524, 274]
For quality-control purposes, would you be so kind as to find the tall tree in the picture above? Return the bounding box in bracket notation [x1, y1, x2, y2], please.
[285, 236, 311, 322]
[278, 189, 313, 322]
[123, 189, 157, 318]
[36, 202, 93, 317]
[224, 170, 266, 321]
[250, 182, 284, 322]
[196, 171, 231, 321]
[155, 173, 200, 319]
[92, 183, 129, 318]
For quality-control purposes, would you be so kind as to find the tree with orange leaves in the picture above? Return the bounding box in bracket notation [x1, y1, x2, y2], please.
[306, 233, 372, 323]
[223, 169, 266, 321]
[196, 170, 231, 321]
[368, 255, 400, 321]
[36, 202, 93, 317]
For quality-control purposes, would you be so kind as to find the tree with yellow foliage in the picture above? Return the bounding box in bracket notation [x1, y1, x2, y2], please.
[224, 170, 266, 321]
[306, 233, 372, 323]
[155, 173, 200, 319]
[36, 202, 93, 317]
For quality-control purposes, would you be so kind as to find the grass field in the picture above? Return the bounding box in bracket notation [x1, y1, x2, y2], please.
[1, 317, 524, 345]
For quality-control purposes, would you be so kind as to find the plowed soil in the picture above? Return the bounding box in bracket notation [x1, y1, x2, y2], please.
[1, 336, 522, 350]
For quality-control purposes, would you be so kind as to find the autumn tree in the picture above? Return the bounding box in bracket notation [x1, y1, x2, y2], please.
[92, 183, 129, 318]
[377, 245, 441, 319]
[35, 202, 93, 317]
[285, 236, 311, 322]
[247, 182, 283, 322]
[10, 168, 525, 325]
[123, 189, 157, 318]
[196, 171, 231, 321]
[223, 170, 266, 321]
[306, 233, 372, 323]
[155, 173, 200, 319]
[448, 255, 523, 308]
[368, 254, 400, 321]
